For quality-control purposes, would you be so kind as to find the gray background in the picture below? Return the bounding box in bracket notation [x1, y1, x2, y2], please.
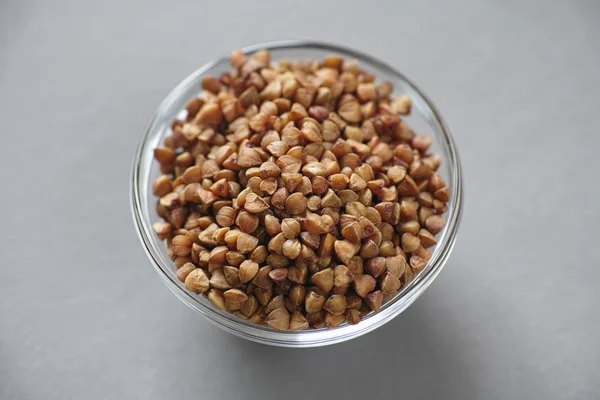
[1, 0, 598, 399]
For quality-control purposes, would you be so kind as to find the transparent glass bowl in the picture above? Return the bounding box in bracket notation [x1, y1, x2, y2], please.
[131, 40, 463, 347]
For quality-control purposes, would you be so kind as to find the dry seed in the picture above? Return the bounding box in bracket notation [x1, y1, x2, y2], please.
[212, 227, 229, 243]
[399, 200, 417, 221]
[240, 295, 258, 317]
[153, 175, 173, 197]
[433, 199, 448, 214]
[379, 241, 395, 257]
[357, 83, 377, 102]
[321, 189, 342, 208]
[306, 310, 326, 328]
[185, 269, 210, 293]
[410, 255, 428, 272]
[367, 257, 386, 278]
[334, 265, 354, 287]
[311, 268, 334, 294]
[265, 295, 286, 314]
[198, 250, 209, 267]
[154, 147, 175, 164]
[236, 211, 259, 233]
[325, 312, 345, 328]
[197, 103, 223, 126]
[409, 160, 432, 180]
[353, 274, 376, 298]
[223, 265, 242, 287]
[301, 119, 323, 142]
[428, 174, 445, 192]
[418, 229, 437, 248]
[151, 50, 448, 330]
[281, 218, 301, 239]
[401, 233, 421, 253]
[249, 308, 266, 325]
[209, 269, 231, 290]
[223, 229, 242, 247]
[254, 286, 273, 307]
[417, 192, 434, 207]
[282, 172, 302, 192]
[160, 192, 179, 209]
[338, 214, 357, 228]
[366, 290, 383, 312]
[302, 162, 327, 178]
[414, 246, 432, 261]
[208, 245, 228, 264]
[380, 272, 401, 295]
[177, 262, 196, 283]
[305, 290, 327, 314]
[171, 235, 192, 256]
[268, 232, 286, 254]
[341, 221, 362, 243]
[403, 258, 416, 283]
[308, 105, 329, 122]
[250, 245, 268, 264]
[289, 311, 309, 330]
[295, 87, 315, 108]
[152, 221, 173, 240]
[391, 95, 412, 115]
[434, 187, 450, 202]
[225, 252, 245, 267]
[298, 232, 319, 250]
[328, 174, 349, 191]
[223, 289, 248, 310]
[324, 294, 348, 315]
[398, 219, 419, 235]
[215, 206, 236, 227]
[338, 94, 361, 123]
[349, 173, 367, 191]
[208, 289, 226, 310]
[185, 97, 204, 119]
[232, 310, 249, 320]
[346, 293, 363, 309]
[264, 214, 282, 236]
[266, 140, 289, 157]
[201, 76, 221, 93]
[365, 207, 381, 224]
[346, 308, 361, 325]
[338, 189, 359, 205]
[306, 196, 321, 211]
[287, 265, 308, 284]
[266, 308, 290, 331]
[236, 232, 259, 253]
[334, 240, 359, 265]
[288, 285, 306, 306]
[346, 201, 367, 218]
[252, 266, 273, 289]
[285, 193, 308, 215]
[196, 188, 218, 206]
[282, 239, 302, 259]
[425, 215, 446, 234]
[244, 193, 269, 214]
[175, 256, 194, 270]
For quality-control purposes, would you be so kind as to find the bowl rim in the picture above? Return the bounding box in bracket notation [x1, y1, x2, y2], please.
[131, 40, 463, 347]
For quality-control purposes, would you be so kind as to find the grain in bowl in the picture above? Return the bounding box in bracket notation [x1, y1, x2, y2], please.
[148, 47, 451, 331]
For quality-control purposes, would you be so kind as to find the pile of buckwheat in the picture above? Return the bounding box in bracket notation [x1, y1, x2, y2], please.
[151, 49, 449, 330]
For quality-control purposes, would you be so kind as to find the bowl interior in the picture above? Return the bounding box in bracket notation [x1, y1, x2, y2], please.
[131, 41, 462, 347]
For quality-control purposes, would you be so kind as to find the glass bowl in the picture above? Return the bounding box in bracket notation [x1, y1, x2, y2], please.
[131, 40, 463, 347]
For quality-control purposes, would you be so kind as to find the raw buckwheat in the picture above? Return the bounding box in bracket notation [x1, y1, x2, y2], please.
[151, 49, 450, 330]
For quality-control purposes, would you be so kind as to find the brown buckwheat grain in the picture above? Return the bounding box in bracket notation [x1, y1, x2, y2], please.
[151, 49, 450, 330]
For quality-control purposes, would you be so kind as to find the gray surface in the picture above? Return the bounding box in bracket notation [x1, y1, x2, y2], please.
[1, 0, 599, 399]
